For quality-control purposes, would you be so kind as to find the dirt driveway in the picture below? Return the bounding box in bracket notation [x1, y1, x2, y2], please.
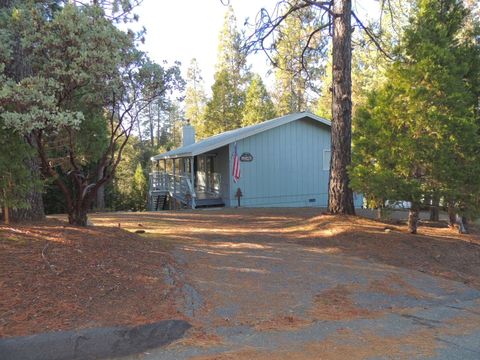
[89, 209, 480, 359]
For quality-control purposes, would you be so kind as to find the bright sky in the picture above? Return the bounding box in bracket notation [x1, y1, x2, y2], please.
[133, 0, 380, 92]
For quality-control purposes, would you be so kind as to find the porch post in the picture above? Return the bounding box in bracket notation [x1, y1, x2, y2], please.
[173, 158, 176, 195]
[190, 156, 195, 209]
[162, 159, 167, 191]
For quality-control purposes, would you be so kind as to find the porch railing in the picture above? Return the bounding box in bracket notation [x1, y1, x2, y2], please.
[149, 171, 196, 209]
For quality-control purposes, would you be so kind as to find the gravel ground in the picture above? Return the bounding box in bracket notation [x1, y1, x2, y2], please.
[88, 209, 480, 359]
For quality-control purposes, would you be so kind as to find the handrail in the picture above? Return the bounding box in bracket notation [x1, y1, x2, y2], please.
[149, 171, 197, 209]
[149, 170, 222, 207]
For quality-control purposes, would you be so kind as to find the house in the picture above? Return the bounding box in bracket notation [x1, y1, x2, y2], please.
[148, 111, 363, 210]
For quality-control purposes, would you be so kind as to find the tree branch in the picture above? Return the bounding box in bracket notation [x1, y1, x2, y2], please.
[351, 11, 394, 61]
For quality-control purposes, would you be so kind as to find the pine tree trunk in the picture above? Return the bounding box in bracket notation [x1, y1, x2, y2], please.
[11, 152, 45, 222]
[408, 203, 420, 234]
[429, 195, 439, 222]
[447, 201, 456, 228]
[11, 190, 44, 221]
[328, 0, 355, 215]
[4, 207, 9, 225]
[7, 22, 45, 222]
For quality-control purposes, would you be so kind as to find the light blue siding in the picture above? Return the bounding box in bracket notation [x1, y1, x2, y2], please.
[228, 118, 331, 208]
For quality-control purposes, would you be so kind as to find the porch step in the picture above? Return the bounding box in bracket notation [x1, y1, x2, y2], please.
[195, 198, 225, 208]
[154, 193, 168, 211]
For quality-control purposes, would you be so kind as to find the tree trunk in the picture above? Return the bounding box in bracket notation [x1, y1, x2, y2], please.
[96, 165, 105, 211]
[408, 203, 420, 234]
[4, 206, 9, 225]
[149, 103, 155, 147]
[429, 207, 439, 221]
[68, 210, 88, 226]
[11, 141, 45, 222]
[447, 201, 456, 227]
[429, 195, 439, 222]
[461, 216, 468, 234]
[11, 190, 44, 222]
[328, 0, 355, 215]
[447, 201, 468, 233]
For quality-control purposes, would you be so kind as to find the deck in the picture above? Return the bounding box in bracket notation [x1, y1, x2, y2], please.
[149, 171, 223, 210]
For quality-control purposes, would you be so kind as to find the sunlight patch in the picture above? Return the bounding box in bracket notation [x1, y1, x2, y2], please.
[209, 265, 270, 274]
[210, 242, 271, 250]
[304, 247, 341, 254]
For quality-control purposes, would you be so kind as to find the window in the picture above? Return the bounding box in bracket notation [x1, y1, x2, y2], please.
[323, 150, 331, 171]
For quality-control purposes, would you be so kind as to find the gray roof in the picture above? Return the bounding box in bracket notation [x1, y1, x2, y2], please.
[151, 111, 331, 160]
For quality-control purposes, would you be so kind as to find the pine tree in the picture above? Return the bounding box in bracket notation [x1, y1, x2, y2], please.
[242, 74, 276, 126]
[132, 163, 147, 211]
[273, 5, 326, 115]
[203, 6, 250, 136]
[350, 0, 480, 233]
[185, 58, 207, 138]
[0, 2, 183, 225]
[0, 127, 41, 224]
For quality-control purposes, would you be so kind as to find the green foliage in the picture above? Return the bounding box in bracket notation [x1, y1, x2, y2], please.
[109, 136, 150, 211]
[242, 74, 276, 126]
[314, 47, 332, 120]
[184, 58, 207, 138]
[204, 69, 242, 135]
[203, 6, 250, 137]
[0, 3, 128, 133]
[273, 5, 327, 115]
[350, 0, 480, 216]
[131, 163, 147, 211]
[315, 0, 415, 120]
[0, 127, 40, 210]
[0, 1, 183, 223]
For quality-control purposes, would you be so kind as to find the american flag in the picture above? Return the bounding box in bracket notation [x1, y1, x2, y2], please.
[232, 142, 240, 183]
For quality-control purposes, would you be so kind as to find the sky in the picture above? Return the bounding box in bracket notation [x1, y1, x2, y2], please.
[132, 0, 380, 92]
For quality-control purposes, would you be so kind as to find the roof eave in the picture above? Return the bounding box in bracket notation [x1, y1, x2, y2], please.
[152, 151, 193, 161]
[151, 112, 331, 161]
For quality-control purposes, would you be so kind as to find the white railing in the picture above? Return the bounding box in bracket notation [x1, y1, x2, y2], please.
[149, 171, 196, 208]
[149, 171, 169, 192]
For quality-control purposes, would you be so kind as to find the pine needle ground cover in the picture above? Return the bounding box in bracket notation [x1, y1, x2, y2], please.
[1, 209, 479, 338]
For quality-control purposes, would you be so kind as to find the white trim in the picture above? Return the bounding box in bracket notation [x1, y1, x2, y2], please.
[323, 149, 331, 171]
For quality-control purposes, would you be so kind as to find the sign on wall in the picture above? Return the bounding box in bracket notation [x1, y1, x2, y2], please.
[240, 152, 254, 162]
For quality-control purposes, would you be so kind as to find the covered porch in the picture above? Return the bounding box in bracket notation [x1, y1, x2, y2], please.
[148, 153, 226, 210]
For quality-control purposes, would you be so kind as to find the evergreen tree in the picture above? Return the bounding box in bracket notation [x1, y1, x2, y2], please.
[315, 47, 332, 119]
[0, 0, 61, 221]
[273, 5, 326, 115]
[0, 127, 41, 224]
[316, 0, 415, 120]
[350, 0, 480, 233]
[242, 74, 276, 126]
[0, 2, 183, 225]
[203, 6, 250, 136]
[184, 58, 207, 138]
[132, 163, 147, 211]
